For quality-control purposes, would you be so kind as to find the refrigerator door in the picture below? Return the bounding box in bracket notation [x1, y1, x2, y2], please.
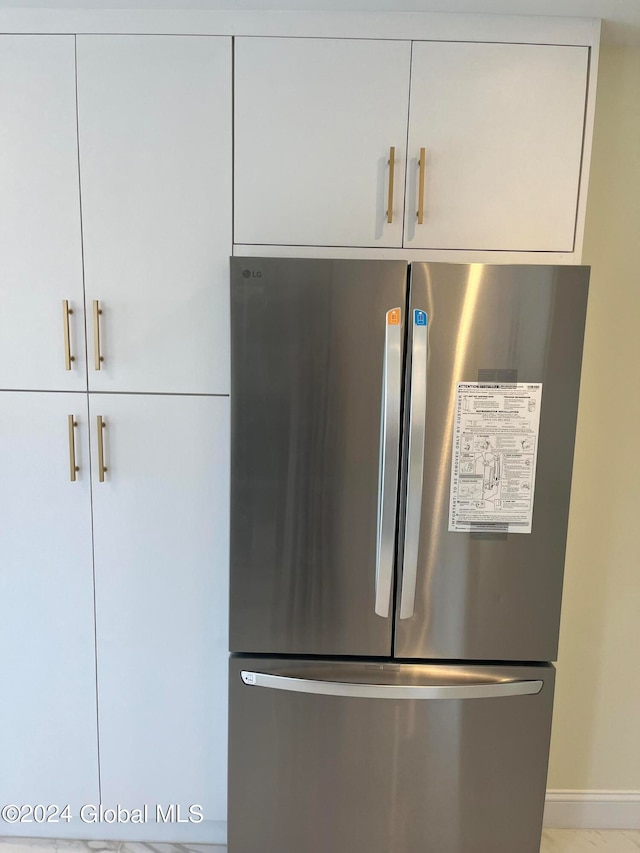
[396, 263, 589, 661]
[229, 657, 555, 853]
[230, 258, 407, 656]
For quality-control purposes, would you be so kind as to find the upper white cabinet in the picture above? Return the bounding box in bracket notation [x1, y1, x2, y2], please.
[234, 37, 591, 255]
[234, 37, 411, 248]
[404, 42, 589, 251]
[0, 392, 98, 810]
[76, 36, 232, 394]
[0, 36, 86, 391]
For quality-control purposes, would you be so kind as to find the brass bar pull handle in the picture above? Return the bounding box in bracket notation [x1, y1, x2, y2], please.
[417, 147, 426, 225]
[386, 146, 395, 224]
[93, 300, 104, 371]
[68, 415, 80, 482]
[97, 415, 108, 482]
[63, 300, 75, 370]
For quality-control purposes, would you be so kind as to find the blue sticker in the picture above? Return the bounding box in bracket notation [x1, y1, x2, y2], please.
[414, 310, 428, 326]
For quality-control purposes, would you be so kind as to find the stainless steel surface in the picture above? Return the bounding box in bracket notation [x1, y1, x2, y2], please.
[230, 257, 407, 656]
[400, 308, 428, 619]
[395, 263, 589, 661]
[229, 657, 555, 853]
[374, 308, 402, 618]
[240, 668, 542, 699]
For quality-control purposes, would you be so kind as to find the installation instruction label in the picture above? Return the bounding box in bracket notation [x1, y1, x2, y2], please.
[449, 383, 543, 534]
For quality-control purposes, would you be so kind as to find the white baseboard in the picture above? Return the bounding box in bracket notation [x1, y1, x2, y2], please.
[544, 790, 640, 829]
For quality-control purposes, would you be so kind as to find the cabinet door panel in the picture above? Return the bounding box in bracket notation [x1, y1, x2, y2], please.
[0, 392, 98, 808]
[90, 394, 229, 824]
[235, 37, 411, 248]
[404, 42, 589, 251]
[77, 36, 232, 394]
[0, 37, 86, 391]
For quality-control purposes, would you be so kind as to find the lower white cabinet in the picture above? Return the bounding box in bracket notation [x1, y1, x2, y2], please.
[89, 394, 229, 825]
[0, 391, 229, 836]
[0, 392, 98, 810]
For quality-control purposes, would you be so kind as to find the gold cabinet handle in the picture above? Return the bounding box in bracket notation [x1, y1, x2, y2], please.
[417, 147, 426, 225]
[63, 300, 75, 370]
[386, 146, 395, 224]
[68, 415, 80, 482]
[93, 300, 104, 371]
[97, 415, 108, 482]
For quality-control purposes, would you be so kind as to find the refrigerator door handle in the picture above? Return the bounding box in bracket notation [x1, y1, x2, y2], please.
[374, 308, 403, 618]
[240, 671, 543, 700]
[400, 309, 428, 619]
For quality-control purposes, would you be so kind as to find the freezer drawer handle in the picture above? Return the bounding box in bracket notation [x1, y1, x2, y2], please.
[400, 309, 428, 619]
[240, 671, 543, 700]
[375, 307, 403, 618]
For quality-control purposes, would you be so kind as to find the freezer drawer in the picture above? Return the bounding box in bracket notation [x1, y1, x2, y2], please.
[228, 657, 555, 853]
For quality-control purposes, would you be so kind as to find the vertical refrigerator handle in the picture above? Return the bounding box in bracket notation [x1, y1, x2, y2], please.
[400, 310, 428, 619]
[375, 308, 402, 618]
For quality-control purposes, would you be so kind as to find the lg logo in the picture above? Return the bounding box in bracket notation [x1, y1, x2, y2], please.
[242, 269, 262, 279]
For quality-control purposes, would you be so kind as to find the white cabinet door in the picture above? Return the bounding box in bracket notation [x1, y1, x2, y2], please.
[404, 42, 589, 251]
[0, 37, 86, 391]
[234, 37, 411, 248]
[77, 36, 232, 394]
[90, 394, 229, 827]
[0, 392, 98, 809]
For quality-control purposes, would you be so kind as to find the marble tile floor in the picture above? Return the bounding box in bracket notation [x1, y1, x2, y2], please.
[1, 833, 640, 852]
[541, 831, 640, 852]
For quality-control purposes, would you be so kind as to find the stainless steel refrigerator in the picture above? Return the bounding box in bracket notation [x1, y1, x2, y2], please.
[228, 259, 589, 853]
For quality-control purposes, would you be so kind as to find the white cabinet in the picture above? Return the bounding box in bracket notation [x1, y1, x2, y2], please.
[0, 390, 228, 832]
[77, 36, 232, 395]
[0, 392, 98, 809]
[404, 42, 589, 251]
[90, 394, 229, 823]
[234, 37, 411, 248]
[234, 37, 590, 255]
[0, 37, 86, 391]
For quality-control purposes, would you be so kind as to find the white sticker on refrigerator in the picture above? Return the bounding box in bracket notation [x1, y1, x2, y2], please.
[448, 383, 543, 534]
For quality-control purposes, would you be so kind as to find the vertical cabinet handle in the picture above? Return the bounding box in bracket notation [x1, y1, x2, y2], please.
[93, 300, 104, 370]
[417, 147, 426, 225]
[97, 415, 108, 482]
[68, 415, 80, 482]
[386, 146, 395, 224]
[63, 300, 75, 370]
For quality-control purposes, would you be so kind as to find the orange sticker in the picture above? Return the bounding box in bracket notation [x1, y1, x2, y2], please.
[387, 308, 401, 326]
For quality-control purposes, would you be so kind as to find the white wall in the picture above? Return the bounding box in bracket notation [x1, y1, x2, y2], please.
[547, 42, 640, 798]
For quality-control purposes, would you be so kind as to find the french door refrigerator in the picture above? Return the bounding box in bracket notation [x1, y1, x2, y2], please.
[228, 258, 589, 853]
